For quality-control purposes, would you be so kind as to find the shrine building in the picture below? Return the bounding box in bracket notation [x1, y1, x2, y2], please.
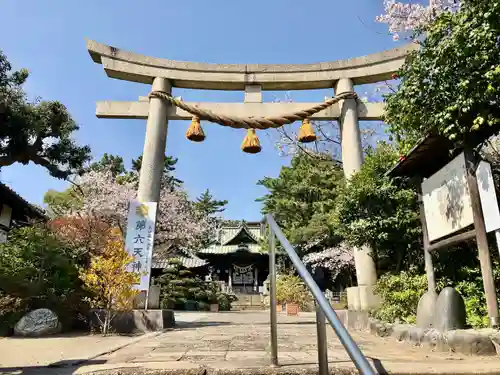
[152, 220, 269, 295]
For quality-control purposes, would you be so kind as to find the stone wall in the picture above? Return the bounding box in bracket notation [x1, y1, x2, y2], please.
[340, 311, 500, 356]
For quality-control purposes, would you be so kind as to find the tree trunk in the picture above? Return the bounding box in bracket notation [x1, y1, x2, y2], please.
[103, 291, 113, 336]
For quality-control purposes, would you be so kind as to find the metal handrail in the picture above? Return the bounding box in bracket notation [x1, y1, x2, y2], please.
[266, 214, 376, 375]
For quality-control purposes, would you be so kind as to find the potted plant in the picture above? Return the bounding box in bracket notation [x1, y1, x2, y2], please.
[209, 292, 219, 312]
[275, 277, 285, 313]
[276, 273, 311, 316]
[204, 282, 220, 312]
[217, 291, 238, 311]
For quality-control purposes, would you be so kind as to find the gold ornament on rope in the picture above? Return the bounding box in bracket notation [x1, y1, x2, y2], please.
[297, 118, 317, 143]
[241, 129, 262, 154]
[186, 115, 206, 142]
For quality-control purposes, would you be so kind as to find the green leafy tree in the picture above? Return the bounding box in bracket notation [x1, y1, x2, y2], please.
[154, 259, 236, 311]
[0, 51, 91, 179]
[193, 189, 228, 216]
[123, 154, 183, 190]
[257, 152, 344, 247]
[43, 187, 83, 217]
[331, 143, 422, 273]
[88, 153, 125, 177]
[155, 259, 209, 310]
[384, 0, 500, 152]
[192, 189, 229, 246]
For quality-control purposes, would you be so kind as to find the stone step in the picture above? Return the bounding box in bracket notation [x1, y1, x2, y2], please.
[60, 361, 500, 374]
[231, 305, 266, 311]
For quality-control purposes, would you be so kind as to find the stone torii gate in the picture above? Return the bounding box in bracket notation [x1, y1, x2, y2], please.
[86, 39, 415, 311]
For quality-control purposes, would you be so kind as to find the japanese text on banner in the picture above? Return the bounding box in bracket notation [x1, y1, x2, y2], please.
[124, 200, 157, 291]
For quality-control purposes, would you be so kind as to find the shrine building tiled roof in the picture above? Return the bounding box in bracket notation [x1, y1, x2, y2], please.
[198, 243, 263, 254]
[152, 254, 208, 269]
[197, 221, 264, 255]
[151, 221, 266, 269]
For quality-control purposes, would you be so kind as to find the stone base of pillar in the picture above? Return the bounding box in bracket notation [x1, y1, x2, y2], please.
[133, 291, 146, 309]
[132, 286, 161, 309]
[347, 285, 381, 311]
[148, 285, 161, 309]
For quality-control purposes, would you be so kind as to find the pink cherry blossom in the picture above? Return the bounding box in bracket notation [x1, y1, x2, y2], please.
[302, 241, 355, 281]
[74, 169, 209, 256]
[376, 0, 460, 41]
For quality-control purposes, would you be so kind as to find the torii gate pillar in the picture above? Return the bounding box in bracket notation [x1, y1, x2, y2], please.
[137, 78, 171, 203]
[336, 78, 379, 311]
[336, 78, 363, 179]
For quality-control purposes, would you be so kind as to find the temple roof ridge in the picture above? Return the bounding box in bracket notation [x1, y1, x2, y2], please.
[220, 221, 260, 246]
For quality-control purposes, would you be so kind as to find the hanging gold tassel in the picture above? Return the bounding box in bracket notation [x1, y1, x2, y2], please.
[297, 118, 317, 143]
[186, 116, 206, 142]
[241, 128, 262, 154]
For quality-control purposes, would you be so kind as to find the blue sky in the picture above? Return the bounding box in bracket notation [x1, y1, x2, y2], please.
[0, 0, 401, 221]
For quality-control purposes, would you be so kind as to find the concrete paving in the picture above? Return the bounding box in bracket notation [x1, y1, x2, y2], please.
[2, 311, 500, 374]
[0, 331, 153, 368]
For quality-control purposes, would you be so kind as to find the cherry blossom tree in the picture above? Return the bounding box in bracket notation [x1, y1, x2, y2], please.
[375, 0, 461, 41]
[71, 169, 210, 256]
[302, 241, 355, 282]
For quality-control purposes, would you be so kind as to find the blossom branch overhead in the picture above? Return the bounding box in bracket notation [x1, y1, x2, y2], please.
[375, 0, 461, 41]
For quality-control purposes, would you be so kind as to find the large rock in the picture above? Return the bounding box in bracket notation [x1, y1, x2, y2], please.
[416, 289, 438, 328]
[354, 316, 498, 356]
[433, 287, 466, 332]
[440, 330, 496, 355]
[369, 319, 393, 337]
[14, 308, 61, 337]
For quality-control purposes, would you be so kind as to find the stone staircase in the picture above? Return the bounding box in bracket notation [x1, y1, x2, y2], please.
[231, 293, 265, 310]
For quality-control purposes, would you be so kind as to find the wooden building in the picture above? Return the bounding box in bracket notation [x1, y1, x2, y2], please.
[197, 221, 268, 294]
[152, 221, 269, 295]
[0, 182, 46, 243]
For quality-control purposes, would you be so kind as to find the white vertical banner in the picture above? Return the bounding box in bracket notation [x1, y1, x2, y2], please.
[124, 200, 158, 291]
[477, 161, 500, 233]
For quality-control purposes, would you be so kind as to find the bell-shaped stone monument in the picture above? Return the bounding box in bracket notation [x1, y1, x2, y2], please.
[433, 287, 467, 332]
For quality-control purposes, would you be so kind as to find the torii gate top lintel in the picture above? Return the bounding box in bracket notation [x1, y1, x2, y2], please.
[86, 39, 417, 90]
